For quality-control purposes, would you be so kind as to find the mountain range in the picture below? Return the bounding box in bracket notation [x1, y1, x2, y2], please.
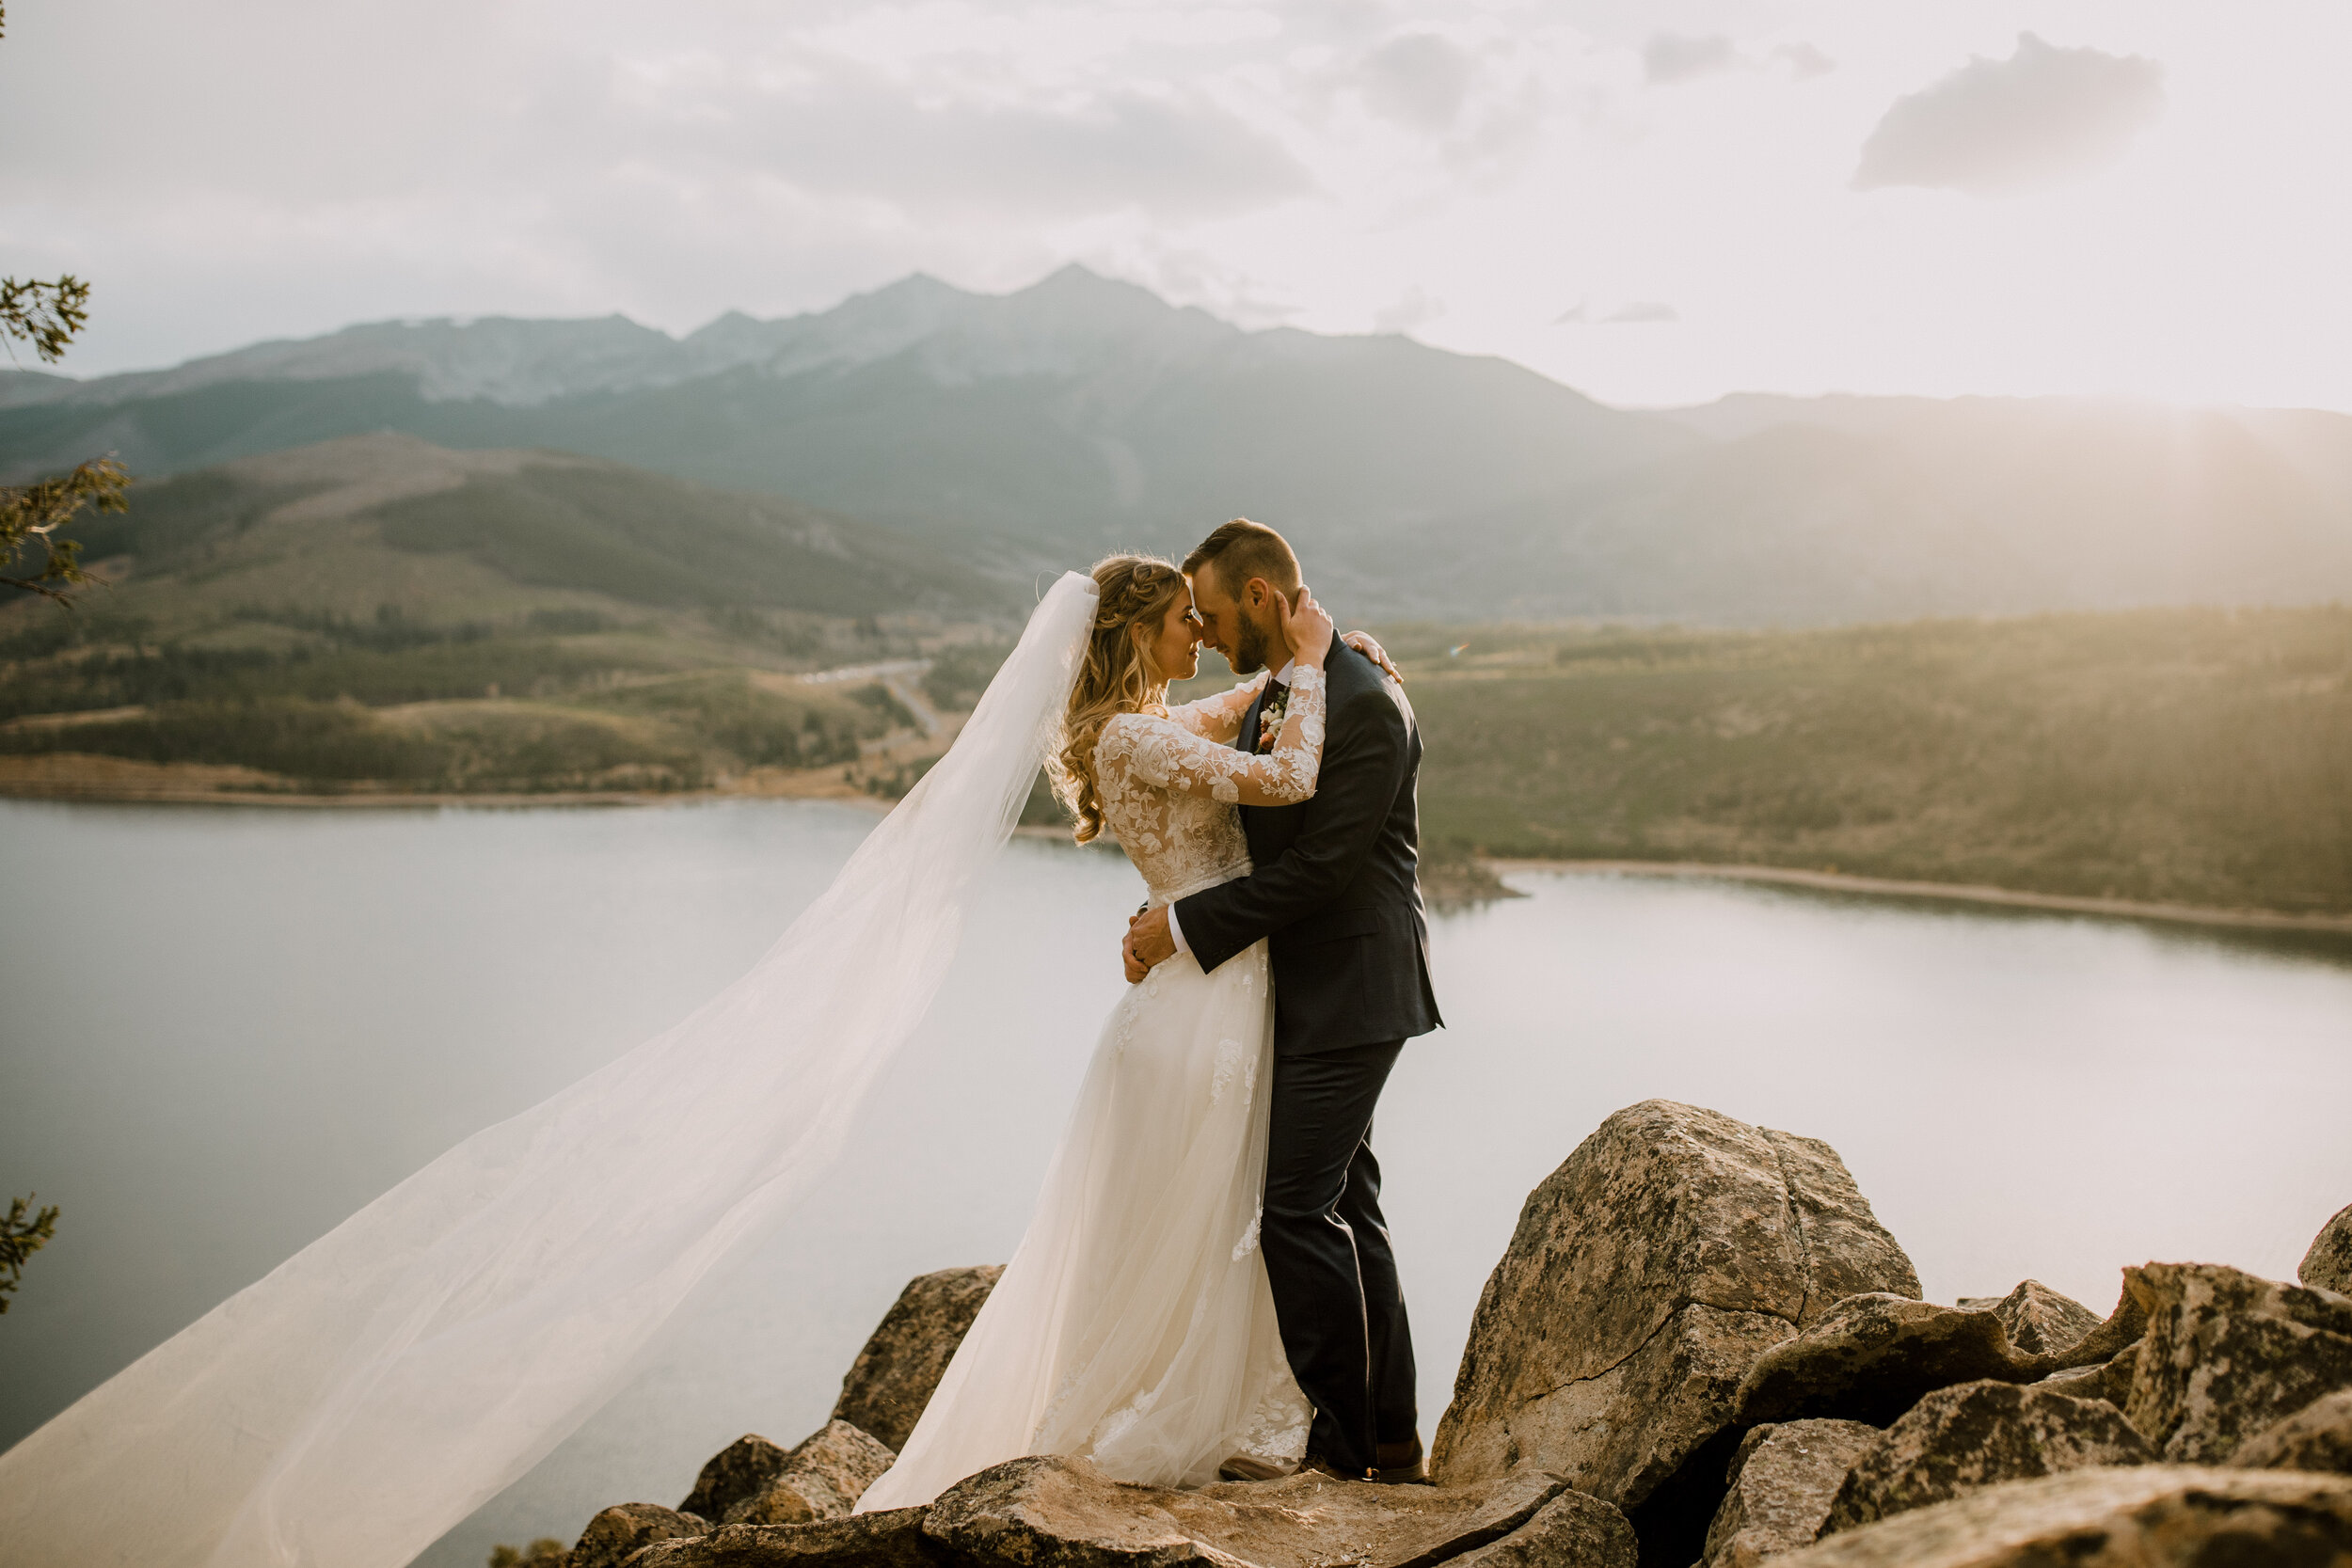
[8, 266, 2351, 623]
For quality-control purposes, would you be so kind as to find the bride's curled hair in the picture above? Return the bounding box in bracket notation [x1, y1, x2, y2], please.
[1049, 554, 1188, 844]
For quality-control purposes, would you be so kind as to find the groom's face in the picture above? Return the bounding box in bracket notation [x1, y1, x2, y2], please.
[1188, 562, 1280, 675]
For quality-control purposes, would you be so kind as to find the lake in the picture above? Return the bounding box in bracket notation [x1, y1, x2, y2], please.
[2, 798, 2348, 1567]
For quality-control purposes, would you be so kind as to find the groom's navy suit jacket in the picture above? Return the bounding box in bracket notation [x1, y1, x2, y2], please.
[1174, 640, 1441, 1056]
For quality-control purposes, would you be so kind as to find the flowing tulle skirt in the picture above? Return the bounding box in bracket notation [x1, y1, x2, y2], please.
[858, 933, 1309, 1510]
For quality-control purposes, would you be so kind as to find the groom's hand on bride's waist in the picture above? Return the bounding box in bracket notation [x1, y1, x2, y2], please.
[1124, 906, 1177, 981]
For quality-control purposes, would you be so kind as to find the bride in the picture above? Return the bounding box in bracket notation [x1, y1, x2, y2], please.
[0, 561, 1388, 1567]
[862, 554, 1345, 1508]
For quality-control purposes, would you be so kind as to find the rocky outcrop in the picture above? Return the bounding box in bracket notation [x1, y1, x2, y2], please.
[919, 1455, 1586, 1568]
[1732, 1296, 2033, 1429]
[1433, 1101, 1916, 1518]
[2123, 1261, 2352, 1462]
[682, 1436, 794, 1526]
[629, 1507, 944, 1568]
[724, 1420, 898, 1525]
[1444, 1491, 1637, 1568]
[2230, 1386, 2352, 1476]
[2036, 1341, 2141, 1408]
[568, 1503, 709, 1568]
[1768, 1465, 2352, 1567]
[1819, 1380, 2153, 1535]
[1699, 1419, 1880, 1568]
[832, 1265, 1004, 1450]
[1960, 1281, 2104, 1358]
[2306, 1204, 2352, 1296]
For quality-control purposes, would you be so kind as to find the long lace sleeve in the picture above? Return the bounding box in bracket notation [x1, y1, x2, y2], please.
[1168, 673, 1269, 743]
[1117, 667, 1327, 807]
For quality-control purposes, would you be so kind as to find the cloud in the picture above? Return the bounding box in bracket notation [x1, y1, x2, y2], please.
[1361, 34, 1474, 133]
[1644, 33, 1738, 87]
[1853, 33, 2166, 196]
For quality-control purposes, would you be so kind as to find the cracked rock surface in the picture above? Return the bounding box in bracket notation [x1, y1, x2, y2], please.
[725, 1420, 898, 1525]
[1443, 1490, 1637, 1568]
[2123, 1261, 2352, 1463]
[1767, 1465, 2352, 1568]
[832, 1265, 1004, 1450]
[1431, 1101, 1915, 1508]
[1699, 1419, 1880, 1568]
[567, 1502, 709, 1568]
[1959, 1280, 2105, 1358]
[2230, 1386, 2352, 1476]
[2305, 1203, 2352, 1296]
[1820, 1380, 2153, 1535]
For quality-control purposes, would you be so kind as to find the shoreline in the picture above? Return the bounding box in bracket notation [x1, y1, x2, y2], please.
[6, 770, 2346, 934]
[1490, 858, 2352, 936]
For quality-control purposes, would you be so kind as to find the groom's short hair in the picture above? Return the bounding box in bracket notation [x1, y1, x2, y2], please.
[1184, 518, 1300, 597]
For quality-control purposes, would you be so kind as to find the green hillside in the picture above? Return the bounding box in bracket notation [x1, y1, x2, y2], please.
[0, 435, 1012, 795]
[1381, 608, 2352, 917]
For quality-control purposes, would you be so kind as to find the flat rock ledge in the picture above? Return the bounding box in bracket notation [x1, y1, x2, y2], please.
[1770, 1465, 2352, 1568]
[928, 1455, 1594, 1568]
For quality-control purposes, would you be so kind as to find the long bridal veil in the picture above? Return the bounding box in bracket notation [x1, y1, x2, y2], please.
[0, 572, 1099, 1568]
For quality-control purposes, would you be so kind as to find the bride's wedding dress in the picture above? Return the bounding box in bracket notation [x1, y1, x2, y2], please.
[859, 664, 1328, 1510]
[0, 577, 1103, 1568]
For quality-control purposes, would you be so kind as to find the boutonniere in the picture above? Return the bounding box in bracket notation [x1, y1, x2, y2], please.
[1256, 687, 1289, 751]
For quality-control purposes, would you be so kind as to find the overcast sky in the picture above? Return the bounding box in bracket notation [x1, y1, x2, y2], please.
[3, 0, 2347, 409]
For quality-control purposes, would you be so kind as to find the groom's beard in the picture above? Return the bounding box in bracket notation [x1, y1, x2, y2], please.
[1229, 615, 1276, 675]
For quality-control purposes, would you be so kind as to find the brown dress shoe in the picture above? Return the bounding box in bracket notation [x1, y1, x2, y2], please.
[1216, 1453, 1297, 1483]
[1375, 1437, 1429, 1484]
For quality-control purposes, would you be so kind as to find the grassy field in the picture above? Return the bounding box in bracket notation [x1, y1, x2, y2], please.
[1363, 606, 2352, 917]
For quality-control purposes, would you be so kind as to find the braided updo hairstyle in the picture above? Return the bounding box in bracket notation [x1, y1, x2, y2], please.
[1049, 554, 1189, 843]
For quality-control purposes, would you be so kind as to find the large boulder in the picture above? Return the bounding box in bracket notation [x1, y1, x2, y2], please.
[1699, 1419, 1881, 1568]
[682, 1436, 793, 1526]
[1820, 1380, 2153, 1534]
[1960, 1281, 2105, 1358]
[2305, 1204, 2352, 1296]
[568, 1503, 708, 1568]
[2123, 1262, 2352, 1462]
[725, 1420, 898, 1525]
[1766, 1465, 2352, 1567]
[923, 1453, 1577, 1568]
[833, 1265, 1004, 1450]
[1432, 1101, 1916, 1517]
[629, 1506, 944, 1568]
[1444, 1491, 1637, 1568]
[2231, 1387, 2352, 1476]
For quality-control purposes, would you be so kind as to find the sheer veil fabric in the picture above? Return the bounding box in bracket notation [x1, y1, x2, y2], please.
[0, 573, 1099, 1568]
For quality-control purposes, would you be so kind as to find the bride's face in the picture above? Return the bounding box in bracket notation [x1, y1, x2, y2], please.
[1137, 587, 1202, 685]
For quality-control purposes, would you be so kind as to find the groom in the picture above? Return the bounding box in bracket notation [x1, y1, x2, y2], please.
[1122, 517, 1442, 1485]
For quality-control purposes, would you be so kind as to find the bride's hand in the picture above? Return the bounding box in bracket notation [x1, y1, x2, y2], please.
[1343, 630, 1403, 684]
[1279, 586, 1336, 668]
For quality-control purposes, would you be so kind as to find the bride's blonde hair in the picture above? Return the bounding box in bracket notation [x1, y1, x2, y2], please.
[1050, 554, 1188, 844]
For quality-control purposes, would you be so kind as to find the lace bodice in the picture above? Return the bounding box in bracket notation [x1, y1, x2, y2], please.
[1093, 667, 1328, 903]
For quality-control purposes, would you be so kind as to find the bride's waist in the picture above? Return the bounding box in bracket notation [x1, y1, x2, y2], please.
[1147, 858, 1252, 909]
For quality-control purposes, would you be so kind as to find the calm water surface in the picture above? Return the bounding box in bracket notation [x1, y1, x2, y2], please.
[2, 799, 2347, 1566]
